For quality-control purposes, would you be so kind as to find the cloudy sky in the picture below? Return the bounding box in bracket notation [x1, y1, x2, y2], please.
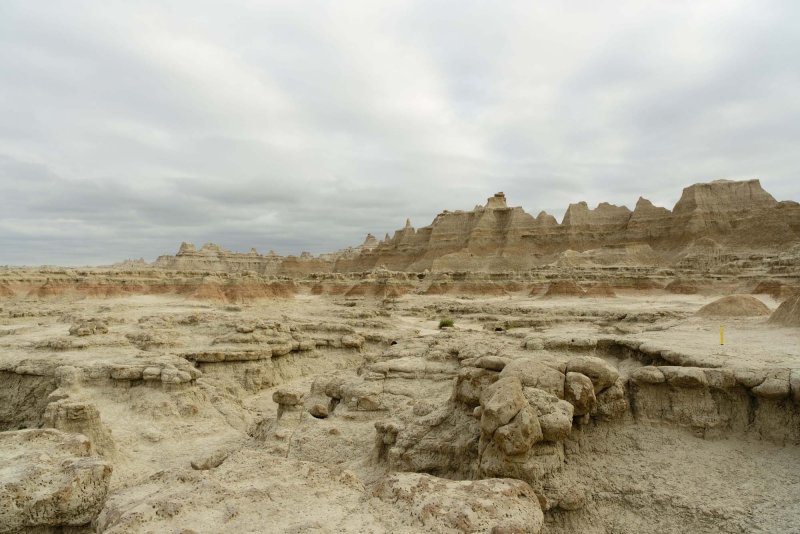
[1, 1, 798, 265]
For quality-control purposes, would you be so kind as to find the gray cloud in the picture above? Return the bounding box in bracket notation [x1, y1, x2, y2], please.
[0, 0, 798, 265]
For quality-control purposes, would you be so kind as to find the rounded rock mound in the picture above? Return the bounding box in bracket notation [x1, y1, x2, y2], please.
[697, 295, 770, 317]
[542, 281, 585, 298]
[666, 279, 700, 294]
[768, 294, 800, 327]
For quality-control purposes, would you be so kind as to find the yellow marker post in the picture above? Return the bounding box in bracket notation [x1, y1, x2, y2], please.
[720, 325, 725, 345]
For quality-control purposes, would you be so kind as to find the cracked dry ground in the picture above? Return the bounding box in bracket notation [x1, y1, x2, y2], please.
[1, 292, 799, 533]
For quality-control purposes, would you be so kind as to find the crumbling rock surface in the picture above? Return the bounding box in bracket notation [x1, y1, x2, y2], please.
[0, 429, 112, 533]
[373, 472, 545, 534]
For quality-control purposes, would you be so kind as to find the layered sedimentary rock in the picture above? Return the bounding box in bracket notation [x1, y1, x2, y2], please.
[353, 179, 799, 272]
[152, 179, 800, 274]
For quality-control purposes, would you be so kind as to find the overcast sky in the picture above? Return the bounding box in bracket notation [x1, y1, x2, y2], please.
[1, 1, 798, 265]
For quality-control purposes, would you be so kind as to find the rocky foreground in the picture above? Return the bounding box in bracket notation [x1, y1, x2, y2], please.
[150, 178, 800, 274]
[1, 178, 799, 533]
[0, 283, 799, 533]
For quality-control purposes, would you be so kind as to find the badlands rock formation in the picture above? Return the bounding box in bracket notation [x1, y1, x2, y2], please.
[153, 179, 800, 274]
[1, 177, 799, 533]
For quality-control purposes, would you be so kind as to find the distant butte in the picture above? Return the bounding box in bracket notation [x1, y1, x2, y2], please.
[153, 178, 800, 274]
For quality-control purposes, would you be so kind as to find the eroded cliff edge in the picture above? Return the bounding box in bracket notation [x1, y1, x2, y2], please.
[152, 179, 800, 274]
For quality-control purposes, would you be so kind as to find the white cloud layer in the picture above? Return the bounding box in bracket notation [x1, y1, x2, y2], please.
[1, 0, 798, 264]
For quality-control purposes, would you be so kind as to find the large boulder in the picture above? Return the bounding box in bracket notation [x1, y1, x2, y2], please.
[493, 404, 543, 456]
[500, 359, 566, 398]
[524, 387, 574, 442]
[564, 372, 596, 416]
[479, 376, 527, 436]
[566, 356, 619, 393]
[0, 429, 112, 533]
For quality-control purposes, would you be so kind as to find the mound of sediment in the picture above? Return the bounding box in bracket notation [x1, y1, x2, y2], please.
[666, 279, 699, 294]
[769, 294, 800, 327]
[542, 281, 585, 297]
[697, 295, 771, 317]
[584, 282, 617, 298]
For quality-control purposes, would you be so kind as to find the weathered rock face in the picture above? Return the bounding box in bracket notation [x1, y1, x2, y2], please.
[0, 429, 112, 533]
[358, 179, 799, 271]
[152, 178, 800, 274]
[372, 472, 544, 534]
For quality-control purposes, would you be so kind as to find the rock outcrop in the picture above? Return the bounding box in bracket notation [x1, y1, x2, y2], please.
[0, 429, 112, 533]
[151, 178, 800, 274]
[372, 473, 544, 534]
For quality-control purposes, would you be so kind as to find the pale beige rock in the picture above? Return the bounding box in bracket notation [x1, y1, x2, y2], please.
[43, 400, 116, 456]
[0, 429, 112, 533]
[372, 472, 544, 534]
[524, 388, 574, 442]
[595, 377, 628, 420]
[661, 366, 708, 388]
[500, 359, 566, 398]
[309, 403, 329, 418]
[190, 449, 229, 470]
[566, 356, 619, 393]
[455, 366, 499, 406]
[734, 368, 767, 388]
[494, 404, 543, 455]
[630, 366, 666, 384]
[3, 229, 800, 534]
[565, 372, 596, 416]
[480, 376, 527, 436]
[273, 386, 306, 406]
[752, 377, 791, 399]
